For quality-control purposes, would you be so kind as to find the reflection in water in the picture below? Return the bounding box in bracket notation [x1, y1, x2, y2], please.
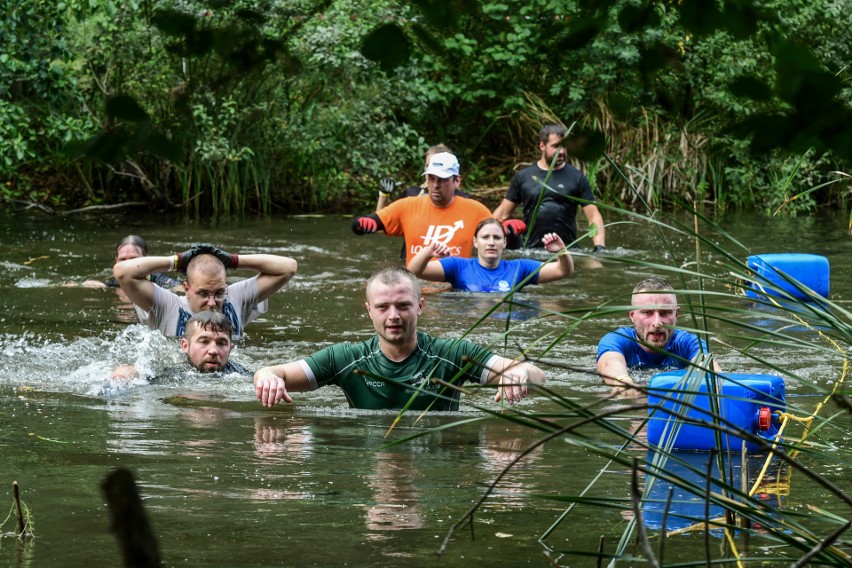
[642, 450, 787, 534]
[1, 212, 849, 566]
[249, 416, 316, 501]
[476, 425, 544, 509]
[364, 452, 424, 537]
[252, 416, 314, 463]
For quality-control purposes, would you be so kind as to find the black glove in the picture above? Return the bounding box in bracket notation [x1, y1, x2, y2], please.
[593, 245, 607, 254]
[379, 178, 396, 197]
[176, 244, 238, 272]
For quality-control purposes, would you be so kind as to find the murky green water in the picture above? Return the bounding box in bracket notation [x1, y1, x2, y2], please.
[0, 209, 849, 566]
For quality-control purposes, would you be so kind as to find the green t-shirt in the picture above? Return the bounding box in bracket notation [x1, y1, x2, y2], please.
[301, 331, 498, 411]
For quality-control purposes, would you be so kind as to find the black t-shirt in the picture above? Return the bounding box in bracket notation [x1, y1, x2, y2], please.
[506, 163, 594, 247]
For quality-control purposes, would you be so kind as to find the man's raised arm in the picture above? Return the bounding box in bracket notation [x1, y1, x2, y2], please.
[113, 256, 170, 312]
[235, 254, 298, 302]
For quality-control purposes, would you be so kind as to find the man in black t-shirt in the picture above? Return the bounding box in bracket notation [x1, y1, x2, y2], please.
[493, 124, 607, 251]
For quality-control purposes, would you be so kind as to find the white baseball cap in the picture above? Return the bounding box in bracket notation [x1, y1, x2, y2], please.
[423, 152, 460, 178]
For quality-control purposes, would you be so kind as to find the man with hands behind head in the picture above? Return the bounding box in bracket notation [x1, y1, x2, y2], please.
[114, 243, 297, 339]
[254, 267, 544, 411]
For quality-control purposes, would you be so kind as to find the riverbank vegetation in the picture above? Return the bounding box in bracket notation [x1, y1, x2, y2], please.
[2, 0, 850, 215]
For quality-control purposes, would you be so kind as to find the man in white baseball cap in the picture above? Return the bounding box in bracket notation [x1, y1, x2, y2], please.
[352, 151, 491, 264]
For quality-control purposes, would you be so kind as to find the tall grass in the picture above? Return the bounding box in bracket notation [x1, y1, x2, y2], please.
[382, 174, 851, 564]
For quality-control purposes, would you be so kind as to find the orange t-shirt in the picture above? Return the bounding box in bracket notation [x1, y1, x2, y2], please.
[377, 195, 492, 264]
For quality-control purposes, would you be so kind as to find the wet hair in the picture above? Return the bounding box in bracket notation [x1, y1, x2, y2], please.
[366, 266, 421, 300]
[186, 254, 226, 284]
[539, 124, 568, 143]
[633, 278, 674, 294]
[183, 311, 233, 341]
[474, 217, 506, 238]
[115, 235, 148, 256]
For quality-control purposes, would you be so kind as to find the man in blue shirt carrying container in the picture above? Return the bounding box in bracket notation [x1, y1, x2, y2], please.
[596, 278, 720, 395]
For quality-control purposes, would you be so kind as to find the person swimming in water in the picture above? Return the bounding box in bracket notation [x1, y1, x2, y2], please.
[79, 235, 180, 290]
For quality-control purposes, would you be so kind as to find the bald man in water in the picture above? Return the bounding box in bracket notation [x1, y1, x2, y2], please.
[114, 243, 297, 339]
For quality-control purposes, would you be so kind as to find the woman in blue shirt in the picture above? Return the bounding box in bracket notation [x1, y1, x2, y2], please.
[408, 218, 573, 292]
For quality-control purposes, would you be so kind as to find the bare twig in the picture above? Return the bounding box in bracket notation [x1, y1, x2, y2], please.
[13, 481, 25, 536]
[7, 199, 54, 214]
[63, 202, 150, 215]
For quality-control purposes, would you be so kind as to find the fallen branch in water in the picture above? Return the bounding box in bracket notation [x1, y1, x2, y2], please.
[62, 202, 150, 215]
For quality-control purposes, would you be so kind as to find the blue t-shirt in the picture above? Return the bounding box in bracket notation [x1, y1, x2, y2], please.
[596, 327, 707, 368]
[438, 257, 542, 293]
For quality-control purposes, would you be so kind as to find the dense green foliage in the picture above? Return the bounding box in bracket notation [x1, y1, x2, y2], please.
[0, 0, 849, 214]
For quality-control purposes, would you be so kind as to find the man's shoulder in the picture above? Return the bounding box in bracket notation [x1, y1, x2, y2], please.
[151, 283, 183, 306]
[671, 329, 704, 347]
[416, 331, 484, 357]
[381, 193, 430, 215]
[226, 275, 259, 297]
[313, 336, 379, 360]
[512, 162, 544, 179]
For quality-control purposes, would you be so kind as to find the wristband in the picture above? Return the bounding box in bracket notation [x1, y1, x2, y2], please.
[231, 254, 239, 269]
[168, 255, 178, 271]
[378, 191, 391, 198]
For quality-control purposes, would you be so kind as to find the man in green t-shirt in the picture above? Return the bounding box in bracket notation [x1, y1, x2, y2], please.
[254, 267, 545, 411]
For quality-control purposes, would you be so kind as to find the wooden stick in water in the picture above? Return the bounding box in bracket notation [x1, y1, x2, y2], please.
[13, 481, 25, 536]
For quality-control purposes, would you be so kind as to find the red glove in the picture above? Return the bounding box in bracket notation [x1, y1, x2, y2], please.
[352, 217, 379, 234]
[502, 219, 527, 235]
